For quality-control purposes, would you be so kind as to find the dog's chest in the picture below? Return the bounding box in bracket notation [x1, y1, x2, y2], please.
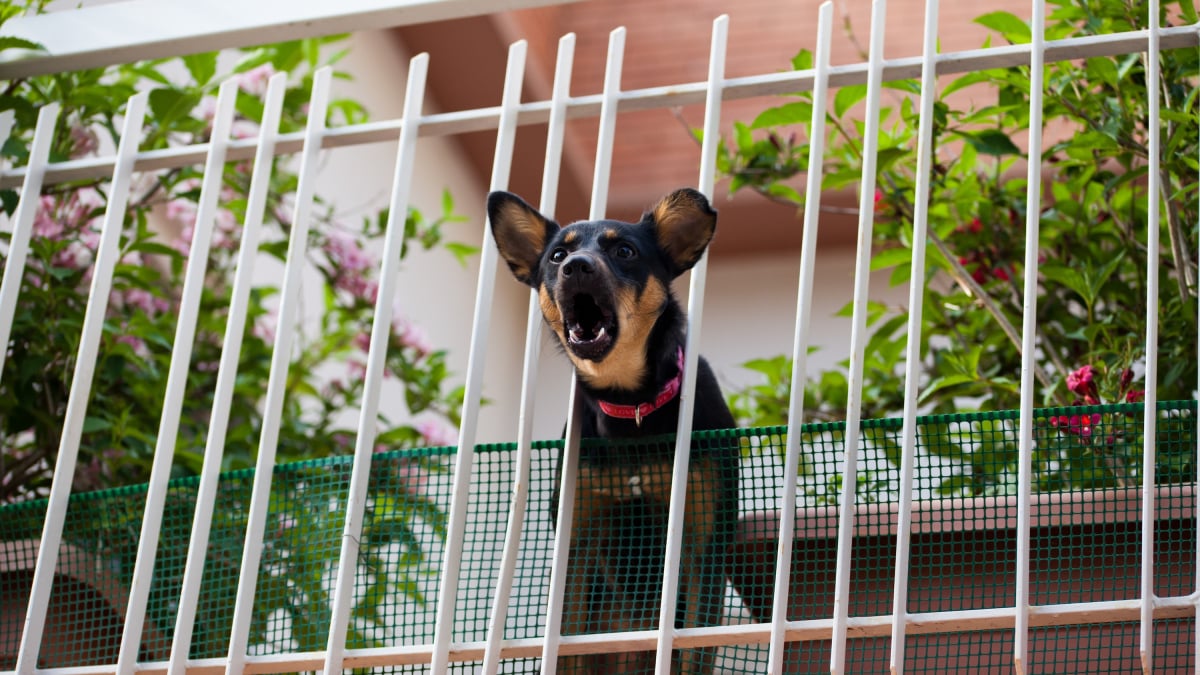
[575, 455, 725, 509]
[577, 461, 674, 502]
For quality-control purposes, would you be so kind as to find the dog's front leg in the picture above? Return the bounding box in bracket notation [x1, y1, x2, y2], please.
[558, 476, 614, 675]
[676, 461, 723, 675]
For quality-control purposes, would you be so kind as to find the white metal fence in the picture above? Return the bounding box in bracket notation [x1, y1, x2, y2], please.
[0, 0, 1198, 673]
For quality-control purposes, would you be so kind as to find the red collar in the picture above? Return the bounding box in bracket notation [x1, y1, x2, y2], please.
[596, 348, 684, 427]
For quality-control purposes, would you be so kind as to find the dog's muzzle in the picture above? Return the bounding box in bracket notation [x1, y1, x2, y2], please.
[557, 253, 617, 360]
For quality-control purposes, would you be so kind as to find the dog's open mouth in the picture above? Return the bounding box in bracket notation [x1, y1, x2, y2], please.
[563, 293, 616, 359]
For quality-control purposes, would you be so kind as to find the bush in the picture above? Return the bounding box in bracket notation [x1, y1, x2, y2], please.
[0, 7, 471, 647]
[718, 0, 1198, 494]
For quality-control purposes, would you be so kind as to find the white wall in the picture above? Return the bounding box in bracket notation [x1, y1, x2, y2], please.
[313, 30, 531, 446]
[520, 247, 910, 440]
[319, 33, 909, 446]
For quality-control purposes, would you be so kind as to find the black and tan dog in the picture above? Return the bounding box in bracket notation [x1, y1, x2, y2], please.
[488, 188, 738, 674]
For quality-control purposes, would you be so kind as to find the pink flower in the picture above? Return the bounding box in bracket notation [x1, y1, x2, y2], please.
[230, 119, 260, 140]
[335, 275, 380, 304]
[194, 96, 218, 122]
[235, 63, 276, 97]
[69, 124, 99, 158]
[52, 240, 93, 270]
[213, 208, 239, 249]
[324, 230, 373, 274]
[347, 359, 367, 382]
[1126, 389, 1144, 404]
[353, 331, 372, 353]
[121, 288, 169, 316]
[415, 418, 458, 447]
[394, 456, 429, 497]
[173, 224, 194, 256]
[166, 198, 198, 227]
[252, 315, 276, 344]
[1066, 365, 1099, 404]
[393, 316, 431, 357]
[115, 333, 149, 358]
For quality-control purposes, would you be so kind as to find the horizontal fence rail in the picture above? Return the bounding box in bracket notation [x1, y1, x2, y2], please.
[0, 1, 1198, 675]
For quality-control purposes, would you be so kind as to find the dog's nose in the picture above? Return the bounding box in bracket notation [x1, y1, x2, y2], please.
[561, 253, 596, 278]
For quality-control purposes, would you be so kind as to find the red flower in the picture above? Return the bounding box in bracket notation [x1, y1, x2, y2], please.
[1066, 365, 1100, 403]
[1064, 413, 1102, 438]
[1126, 389, 1144, 404]
[1120, 368, 1134, 392]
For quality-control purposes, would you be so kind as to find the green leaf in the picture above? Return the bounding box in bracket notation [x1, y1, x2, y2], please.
[733, 121, 753, 151]
[935, 474, 975, 497]
[751, 102, 813, 129]
[0, 36, 43, 53]
[918, 374, 977, 404]
[1041, 264, 1091, 307]
[919, 423, 969, 460]
[954, 129, 1021, 156]
[834, 84, 868, 118]
[83, 416, 112, 433]
[182, 52, 218, 86]
[148, 87, 202, 127]
[791, 48, 813, 71]
[942, 70, 993, 98]
[870, 247, 911, 271]
[444, 242, 478, 268]
[975, 11, 1031, 44]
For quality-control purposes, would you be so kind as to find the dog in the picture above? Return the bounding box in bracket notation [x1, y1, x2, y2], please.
[488, 187, 738, 674]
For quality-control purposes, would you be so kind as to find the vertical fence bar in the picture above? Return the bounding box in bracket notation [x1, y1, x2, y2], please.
[114, 78, 239, 675]
[322, 52, 430, 675]
[541, 26, 624, 674]
[829, 1, 887, 672]
[429, 40, 526, 675]
[481, 32, 574, 675]
[888, 1, 940, 672]
[166, 72, 287, 675]
[0, 103, 59, 384]
[224, 68, 332, 675]
[767, 4, 832, 672]
[1195, 36, 1200, 670]
[1139, 1, 1162, 671]
[1013, 1, 1046, 672]
[653, 14, 727, 675]
[13, 91, 148, 675]
[0, 109, 15, 165]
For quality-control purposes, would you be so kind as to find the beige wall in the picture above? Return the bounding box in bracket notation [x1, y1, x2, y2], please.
[319, 31, 909, 446]
[309, 30, 532, 446]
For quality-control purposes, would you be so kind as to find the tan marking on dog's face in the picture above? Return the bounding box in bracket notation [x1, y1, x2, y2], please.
[563, 230, 578, 245]
[603, 228, 618, 240]
[568, 277, 667, 391]
[538, 285, 564, 337]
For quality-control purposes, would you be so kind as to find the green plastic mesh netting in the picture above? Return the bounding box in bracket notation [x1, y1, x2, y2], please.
[1, 401, 1195, 673]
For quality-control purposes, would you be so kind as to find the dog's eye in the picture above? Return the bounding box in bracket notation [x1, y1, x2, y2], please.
[615, 244, 636, 259]
[549, 248, 568, 263]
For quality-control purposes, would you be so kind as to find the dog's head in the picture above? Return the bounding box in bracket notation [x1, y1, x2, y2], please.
[488, 188, 716, 391]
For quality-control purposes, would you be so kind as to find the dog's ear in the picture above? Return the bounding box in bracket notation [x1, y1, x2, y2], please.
[646, 188, 717, 276]
[488, 191, 559, 287]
